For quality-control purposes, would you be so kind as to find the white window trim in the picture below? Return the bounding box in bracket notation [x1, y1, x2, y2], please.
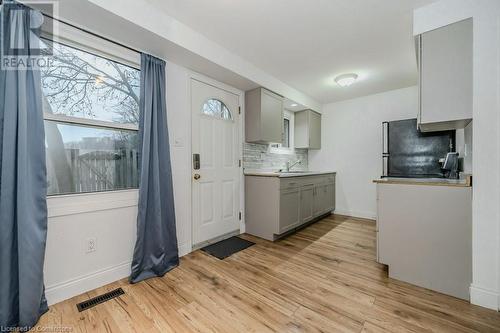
[47, 189, 139, 218]
[43, 113, 139, 131]
[41, 16, 140, 69]
[270, 110, 295, 154]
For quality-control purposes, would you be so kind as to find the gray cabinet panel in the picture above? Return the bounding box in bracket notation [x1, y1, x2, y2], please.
[312, 181, 335, 217]
[300, 185, 314, 223]
[294, 109, 321, 149]
[313, 185, 326, 216]
[325, 182, 335, 212]
[261, 89, 284, 143]
[279, 188, 301, 233]
[294, 111, 308, 148]
[245, 88, 284, 143]
[419, 18, 472, 131]
[309, 111, 321, 149]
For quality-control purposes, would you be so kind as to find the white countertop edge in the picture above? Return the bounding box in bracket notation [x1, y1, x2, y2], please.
[244, 170, 336, 178]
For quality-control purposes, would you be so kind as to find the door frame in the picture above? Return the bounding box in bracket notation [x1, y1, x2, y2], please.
[189, 72, 245, 249]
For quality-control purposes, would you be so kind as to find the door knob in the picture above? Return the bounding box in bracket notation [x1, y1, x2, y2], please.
[193, 174, 201, 180]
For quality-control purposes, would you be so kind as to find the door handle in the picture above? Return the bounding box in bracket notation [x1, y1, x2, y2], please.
[193, 174, 201, 180]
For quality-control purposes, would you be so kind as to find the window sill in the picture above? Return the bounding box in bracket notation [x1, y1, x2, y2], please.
[47, 189, 139, 218]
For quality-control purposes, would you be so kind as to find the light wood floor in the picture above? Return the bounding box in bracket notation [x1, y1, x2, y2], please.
[37, 215, 500, 332]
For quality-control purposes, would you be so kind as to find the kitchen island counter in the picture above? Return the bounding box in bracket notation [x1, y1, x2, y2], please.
[373, 175, 471, 187]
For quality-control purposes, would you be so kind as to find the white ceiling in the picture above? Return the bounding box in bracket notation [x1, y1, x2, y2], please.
[146, 0, 435, 104]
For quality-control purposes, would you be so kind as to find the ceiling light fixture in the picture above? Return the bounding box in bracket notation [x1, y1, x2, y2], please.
[290, 103, 298, 107]
[335, 73, 358, 87]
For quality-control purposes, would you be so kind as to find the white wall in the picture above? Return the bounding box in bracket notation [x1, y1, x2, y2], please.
[44, 61, 193, 305]
[309, 86, 418, 219]
[414, 0, 500, 310]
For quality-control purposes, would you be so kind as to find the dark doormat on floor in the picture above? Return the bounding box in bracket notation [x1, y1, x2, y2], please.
[201, 236, 255, 260]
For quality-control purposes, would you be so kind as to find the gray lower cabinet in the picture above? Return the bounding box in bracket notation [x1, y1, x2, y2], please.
[315, 182, 335, 215]
[325, 182, 335, 212]
[300, 185, 314, 223]
[279, 187, 301, 233]
[376, 183, 472, 300]
[313, 185, 326, 217]
[245, 173, 336, 241]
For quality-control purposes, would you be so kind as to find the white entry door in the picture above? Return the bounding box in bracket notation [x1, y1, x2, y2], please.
[191, 79, 241, 245]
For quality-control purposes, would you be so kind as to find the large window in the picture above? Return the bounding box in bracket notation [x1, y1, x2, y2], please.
[41, 39, 141, 196]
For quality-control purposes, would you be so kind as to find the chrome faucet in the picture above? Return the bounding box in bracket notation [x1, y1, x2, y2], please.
[284, 159, 302, 172]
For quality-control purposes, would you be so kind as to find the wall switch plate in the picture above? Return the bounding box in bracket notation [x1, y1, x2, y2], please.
[86, 237, 97, 253]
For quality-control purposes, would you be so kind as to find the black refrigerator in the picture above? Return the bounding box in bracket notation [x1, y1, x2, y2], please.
[382, 118, 455, 178]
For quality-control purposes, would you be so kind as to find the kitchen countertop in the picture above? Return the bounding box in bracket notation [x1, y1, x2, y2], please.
[244, 170, 336, 178]
[373, 175, 472, 187]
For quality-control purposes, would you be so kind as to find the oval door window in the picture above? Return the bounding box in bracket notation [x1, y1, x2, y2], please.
[202, 99, 232, 120]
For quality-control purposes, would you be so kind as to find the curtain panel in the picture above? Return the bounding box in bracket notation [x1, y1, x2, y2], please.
[0, 2, 49, 330]
[130, 53, 179, 283]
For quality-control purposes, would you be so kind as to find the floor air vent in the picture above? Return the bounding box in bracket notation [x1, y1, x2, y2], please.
[76, 287, 125, 312]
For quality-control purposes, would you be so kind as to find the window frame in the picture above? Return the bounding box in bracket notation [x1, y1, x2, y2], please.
[270, 110, 295, 154]
[282, 117, 290, 148]
[41, 24, 142, 197]
[40, 32, 141, 132]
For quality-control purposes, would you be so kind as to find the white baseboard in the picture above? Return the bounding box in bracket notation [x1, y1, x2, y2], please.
[46, 245, 194, 306]
[45, 261, 132, 306]
[334, 208, 376, 220]
[178, 242, 192, 257]
[470, 284, 499, 310]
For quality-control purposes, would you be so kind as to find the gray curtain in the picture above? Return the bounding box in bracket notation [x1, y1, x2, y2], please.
[130, 54, 179, 283]
[0, 2, 49, 330]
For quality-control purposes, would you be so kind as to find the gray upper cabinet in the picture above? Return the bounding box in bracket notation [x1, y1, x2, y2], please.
[294, 109, 321, 149]
[245, 87, 284, 143]
[418, 18, 473, 132]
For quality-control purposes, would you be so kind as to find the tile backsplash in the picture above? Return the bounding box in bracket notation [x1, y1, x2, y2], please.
[243, 143, 308, 171]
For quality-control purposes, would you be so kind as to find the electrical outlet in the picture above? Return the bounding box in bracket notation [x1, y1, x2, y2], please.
[86, 237, 97, 253]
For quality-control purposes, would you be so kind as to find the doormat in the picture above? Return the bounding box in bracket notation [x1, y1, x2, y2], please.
[201, 236, 255, 260]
